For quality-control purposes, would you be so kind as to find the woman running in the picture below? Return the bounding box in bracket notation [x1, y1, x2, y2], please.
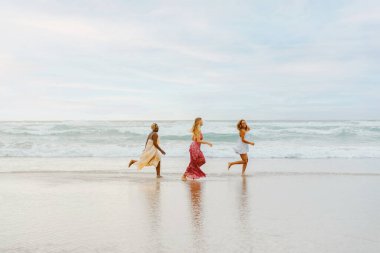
[182, 117, 212, 180]
[129, 123, 166, 178]
[228, 119, 255, 175]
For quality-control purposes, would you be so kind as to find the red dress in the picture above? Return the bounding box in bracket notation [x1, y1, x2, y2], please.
[184, 132, 206, 179]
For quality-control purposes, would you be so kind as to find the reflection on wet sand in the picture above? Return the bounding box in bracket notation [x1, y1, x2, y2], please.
[188, 180, 205, 252]
[143, 179, 162, 251]
[239, 175, 253, 251]
[240, 176, 249, 216]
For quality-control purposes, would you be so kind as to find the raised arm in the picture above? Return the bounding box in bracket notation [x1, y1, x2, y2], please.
[240, 130, 255, 145]
[152, 133, 166, 155]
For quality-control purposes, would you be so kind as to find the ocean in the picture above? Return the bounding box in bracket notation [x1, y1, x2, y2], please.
[0, 120, 379, 159]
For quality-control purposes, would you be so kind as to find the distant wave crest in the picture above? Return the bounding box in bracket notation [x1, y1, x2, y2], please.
[0, 120, 379, 158]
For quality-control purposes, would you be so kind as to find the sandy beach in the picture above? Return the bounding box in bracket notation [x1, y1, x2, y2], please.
[0, 158, 379, 253]
[1, 0, 379, 250]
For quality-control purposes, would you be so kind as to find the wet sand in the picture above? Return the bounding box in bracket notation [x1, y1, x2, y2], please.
[1, 158, 380, 253]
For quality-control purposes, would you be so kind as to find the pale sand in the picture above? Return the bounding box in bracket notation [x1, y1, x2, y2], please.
[0, 158, 380, 253]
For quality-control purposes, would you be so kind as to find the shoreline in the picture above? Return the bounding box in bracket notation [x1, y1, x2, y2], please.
[1, 157, 379, 174]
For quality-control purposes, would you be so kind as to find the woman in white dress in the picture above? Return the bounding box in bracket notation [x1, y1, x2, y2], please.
[228, 119, 255, 175]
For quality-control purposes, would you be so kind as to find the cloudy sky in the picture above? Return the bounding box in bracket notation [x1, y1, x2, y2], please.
[0, 0, 379, 120]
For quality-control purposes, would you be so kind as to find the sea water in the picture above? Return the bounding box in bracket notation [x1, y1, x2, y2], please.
[0, 120, 379, 159]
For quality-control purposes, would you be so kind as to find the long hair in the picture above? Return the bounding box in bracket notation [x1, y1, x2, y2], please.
[237, 119, 250, 131]
[191, 117, 202, 136]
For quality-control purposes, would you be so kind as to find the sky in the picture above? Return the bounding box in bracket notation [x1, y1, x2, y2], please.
[0, 0, 379, 120]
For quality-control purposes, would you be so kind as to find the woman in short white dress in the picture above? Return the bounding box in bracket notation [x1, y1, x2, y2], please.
[228, 119, 255, 175]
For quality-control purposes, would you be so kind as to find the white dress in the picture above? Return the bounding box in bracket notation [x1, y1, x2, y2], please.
[134, 137, 161, 170]
[233, 132, 250, 154]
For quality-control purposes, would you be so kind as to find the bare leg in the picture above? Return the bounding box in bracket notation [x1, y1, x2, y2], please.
[156, 161, 162, 178]
[228, 160, 246, 170]
[241, 154, 248, 175]
[128, 160, 137, 168]
[228, 153, 247, 170]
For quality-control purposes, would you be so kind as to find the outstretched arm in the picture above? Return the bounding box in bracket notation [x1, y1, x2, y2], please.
[152, 133, 166, 155]
[194, 133, 213, 147]
[240, 130, 255, 145]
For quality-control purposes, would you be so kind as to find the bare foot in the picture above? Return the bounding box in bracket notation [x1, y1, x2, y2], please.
[156, 175, 163, 178]
[128, 160, 136, 168]
[228, 162, 232, 170]
[181, 175, 187, 181]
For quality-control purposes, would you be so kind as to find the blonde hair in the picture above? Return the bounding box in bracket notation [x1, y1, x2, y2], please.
[151, 123, 158, 131]
[237, 119, 250, 131]
[191, 117, 202, 136]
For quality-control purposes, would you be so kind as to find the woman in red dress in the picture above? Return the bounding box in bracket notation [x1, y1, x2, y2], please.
[182, 117, 213, 180]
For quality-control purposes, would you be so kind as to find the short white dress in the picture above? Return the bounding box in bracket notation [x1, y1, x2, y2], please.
[233, 132, 251, 154]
